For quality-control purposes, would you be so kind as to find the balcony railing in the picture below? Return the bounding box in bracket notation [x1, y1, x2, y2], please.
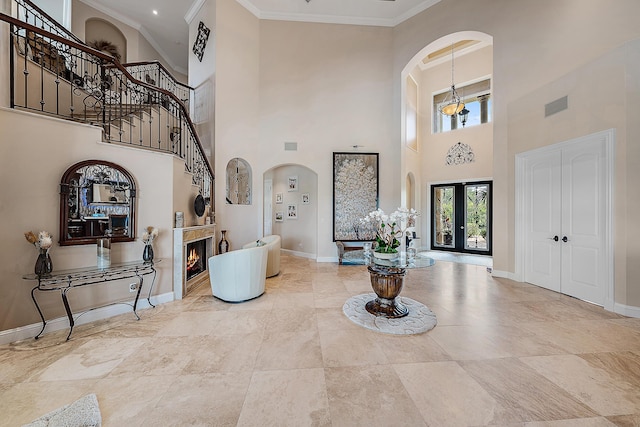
[1, 11, 213, 200]
[122, 61, 193, 109]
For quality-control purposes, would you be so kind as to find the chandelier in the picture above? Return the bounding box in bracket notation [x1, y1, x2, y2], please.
[439, 43, 465, 116]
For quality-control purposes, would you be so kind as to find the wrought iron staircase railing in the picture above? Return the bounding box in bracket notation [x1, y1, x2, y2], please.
[1, 6, 213, 200]
[121, 60, 193, 109]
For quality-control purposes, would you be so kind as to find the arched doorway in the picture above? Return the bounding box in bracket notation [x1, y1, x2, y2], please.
[263, 164, 318, 258]
[400, 31, 493, 253]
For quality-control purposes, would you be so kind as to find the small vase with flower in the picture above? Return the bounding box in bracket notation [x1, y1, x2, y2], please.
[142, 226, 159, 263]
[25, 231, 53, 276]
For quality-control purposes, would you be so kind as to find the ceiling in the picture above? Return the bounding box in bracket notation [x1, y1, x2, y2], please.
[78, 0, 442, 74]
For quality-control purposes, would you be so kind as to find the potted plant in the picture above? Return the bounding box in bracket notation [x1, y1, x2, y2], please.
[361, 208, 419, 259]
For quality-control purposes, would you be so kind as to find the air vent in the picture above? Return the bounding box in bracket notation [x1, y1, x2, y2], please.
[284, 142, 297, 151]
[545, 96, 568, 117]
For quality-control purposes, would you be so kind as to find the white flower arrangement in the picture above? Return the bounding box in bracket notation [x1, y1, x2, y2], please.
[141, 226, 159, 245]
[361, 208, 419, 253]
[24, 231, 53, 250]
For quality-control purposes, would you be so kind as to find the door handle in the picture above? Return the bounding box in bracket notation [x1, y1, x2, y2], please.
[562, 236, 568, 242]
[460, 226, 465, 229]
[548, 235, 559, 242]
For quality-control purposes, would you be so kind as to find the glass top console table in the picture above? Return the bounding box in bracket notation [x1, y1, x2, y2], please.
[342, 250, 435, 319]
[23, 260, 160, 340]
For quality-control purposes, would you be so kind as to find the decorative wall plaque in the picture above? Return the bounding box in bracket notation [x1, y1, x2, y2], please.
[192, 21, 210, 62]
[446, 142, 475, 165]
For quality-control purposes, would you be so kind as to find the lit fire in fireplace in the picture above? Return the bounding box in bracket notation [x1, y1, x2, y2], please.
[187, 248, 200, 271]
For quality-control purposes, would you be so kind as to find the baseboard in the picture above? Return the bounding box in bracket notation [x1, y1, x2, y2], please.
[317, 256, 339, 263]
[0, 292, 174, 345]
[613, 302, 640, 318]
[281, 249, 316, 260]
[491, 269, 516, 280]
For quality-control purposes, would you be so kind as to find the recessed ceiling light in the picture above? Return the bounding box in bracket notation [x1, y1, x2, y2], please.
[152, 10, 158, 15]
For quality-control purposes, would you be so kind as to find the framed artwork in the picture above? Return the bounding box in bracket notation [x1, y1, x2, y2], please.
[275, 193, 283, 204]
[287, 204, 298, 219]
[302, 193, 310, 204]
[333, 152, 379, 241]
[275, 211, 284, 222]
[288, 176, 298, 192]
[192, 21, 211, 62]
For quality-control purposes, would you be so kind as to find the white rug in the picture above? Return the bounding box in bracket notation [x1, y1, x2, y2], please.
[23, 394, 101, 427]
[343, 293, 437, 335]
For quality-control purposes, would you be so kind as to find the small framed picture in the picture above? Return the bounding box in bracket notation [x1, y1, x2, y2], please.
[287, 204, 298, 219]
[288, 176, 298, 192]
[275, 193, 283, 204]
[275, 211, 284, 222]
[302, 193, 310, 205]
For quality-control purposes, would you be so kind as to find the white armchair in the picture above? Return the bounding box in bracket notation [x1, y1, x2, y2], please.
[242, 235, 281, 278]
[208, 245, 268, 302]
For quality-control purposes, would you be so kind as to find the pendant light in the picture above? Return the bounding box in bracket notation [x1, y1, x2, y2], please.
[439, 43, 465, 116]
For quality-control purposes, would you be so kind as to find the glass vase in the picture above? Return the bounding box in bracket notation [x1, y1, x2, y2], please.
[34, 248, 53, 276]
[143, 243, 154, 263]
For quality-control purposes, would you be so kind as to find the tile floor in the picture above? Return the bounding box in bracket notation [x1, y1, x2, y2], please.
[1, 254, 640, 426]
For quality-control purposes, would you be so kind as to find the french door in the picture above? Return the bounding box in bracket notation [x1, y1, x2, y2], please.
[431, 181, 492, 254]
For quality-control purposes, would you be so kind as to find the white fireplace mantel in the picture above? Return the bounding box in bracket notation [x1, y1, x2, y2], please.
[173, 224, 216, 299]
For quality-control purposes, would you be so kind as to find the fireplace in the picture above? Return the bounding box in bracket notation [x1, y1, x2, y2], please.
[173, 225, 216, 299]
[186, 239, 206, 281]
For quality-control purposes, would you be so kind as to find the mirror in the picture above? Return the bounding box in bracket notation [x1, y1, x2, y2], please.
[59, 160, 136, 246]
[226, 157, 251, 205]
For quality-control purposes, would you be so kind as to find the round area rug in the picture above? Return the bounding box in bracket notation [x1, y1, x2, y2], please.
[342, 293, 437, 335]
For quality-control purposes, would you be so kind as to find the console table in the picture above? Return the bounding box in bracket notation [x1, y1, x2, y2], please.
[23, 260, 160, 340]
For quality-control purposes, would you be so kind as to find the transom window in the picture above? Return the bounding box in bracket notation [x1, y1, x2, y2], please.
[433, 78, 492, 133]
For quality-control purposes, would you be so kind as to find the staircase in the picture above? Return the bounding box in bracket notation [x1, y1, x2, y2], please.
[1, 0, 213, 199]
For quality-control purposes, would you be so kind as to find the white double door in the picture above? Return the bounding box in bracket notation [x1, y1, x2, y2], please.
[523, 131, 612, 305]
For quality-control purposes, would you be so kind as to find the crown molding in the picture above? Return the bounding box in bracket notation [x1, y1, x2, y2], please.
[185, 0, 207, 25]
[235, 0, 441, 28]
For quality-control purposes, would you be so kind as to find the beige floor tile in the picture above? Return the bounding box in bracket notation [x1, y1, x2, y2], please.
[263, 307, 318, 334]
[35, 337, 147, 381]
[140, 372, 252, 426]
[522, 352, 640, 416]
[428, 325, 515, 360]
[394, 361, 498, 427]
[181, 333, 263, 374]
[325, 365, 426, 426]
[94, 375, 178, 427]
[3, 255, 640, 426]
[255, 330, 324, 370]
[154, 310, 226, 337]
[237, 368, 330, 427]
[318, 328, 389, 367]
[460, 358, 597, 423]
[524, 418, 618, 426]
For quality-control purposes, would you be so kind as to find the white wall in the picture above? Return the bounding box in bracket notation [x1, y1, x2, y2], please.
[211, 0, 395, 259]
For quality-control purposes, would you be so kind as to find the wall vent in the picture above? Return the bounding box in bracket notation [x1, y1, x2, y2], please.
[545, 96, 568, 117]
[284, 142, 297, 151]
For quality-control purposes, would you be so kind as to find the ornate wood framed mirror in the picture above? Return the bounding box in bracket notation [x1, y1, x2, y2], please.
[59, 160, 137, 246]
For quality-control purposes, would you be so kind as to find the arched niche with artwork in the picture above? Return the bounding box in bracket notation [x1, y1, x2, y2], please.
[59, 160, 136, 246]
[226, 158, 252, 205]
